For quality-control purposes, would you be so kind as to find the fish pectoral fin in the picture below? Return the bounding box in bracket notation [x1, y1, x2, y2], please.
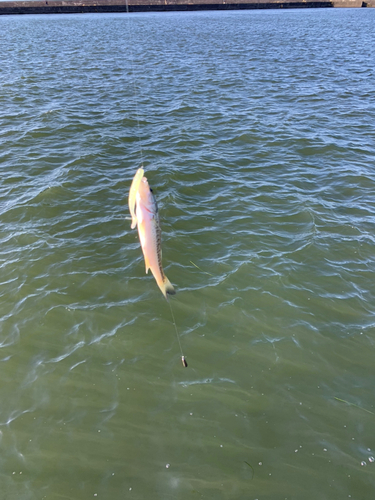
[130, 216, 137, 229]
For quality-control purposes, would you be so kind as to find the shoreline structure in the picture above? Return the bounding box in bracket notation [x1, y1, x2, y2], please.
[0, 0, 374, 14]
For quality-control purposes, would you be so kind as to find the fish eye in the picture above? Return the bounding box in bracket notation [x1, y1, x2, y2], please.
[150, 188, 153, 193]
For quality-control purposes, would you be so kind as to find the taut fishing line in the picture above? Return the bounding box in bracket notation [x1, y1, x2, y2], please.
[125, 0, 144, 167]
[168, 299, 188, 367]
[125, 4, 187, 367]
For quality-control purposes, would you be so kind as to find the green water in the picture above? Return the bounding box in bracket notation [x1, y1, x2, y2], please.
[1, 9, 375, 500]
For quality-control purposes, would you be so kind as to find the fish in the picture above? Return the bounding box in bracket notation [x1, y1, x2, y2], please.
[131, 171, 175, 300]
[128, 167, 144, 229]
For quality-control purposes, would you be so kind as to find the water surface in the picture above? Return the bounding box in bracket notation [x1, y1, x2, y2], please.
[1, 9, 375, 500]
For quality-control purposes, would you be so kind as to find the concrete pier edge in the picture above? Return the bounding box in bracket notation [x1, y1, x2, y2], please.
[0, 0, 372, 14]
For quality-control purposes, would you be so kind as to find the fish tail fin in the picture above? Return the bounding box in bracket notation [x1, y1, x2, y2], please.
[162, 276, 176, 300]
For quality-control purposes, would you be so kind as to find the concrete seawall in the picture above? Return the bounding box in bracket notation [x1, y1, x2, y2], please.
[0, 0, 369, 14]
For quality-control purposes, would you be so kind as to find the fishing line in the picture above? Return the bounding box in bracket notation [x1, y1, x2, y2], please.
[125, 4, 186, 367]
[125, 0, 144, 167]
[168, 298, 188, 368]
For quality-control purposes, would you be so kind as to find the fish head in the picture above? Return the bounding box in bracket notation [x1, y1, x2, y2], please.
[136, 176, 155, 210]
[138, 176, 150, 196]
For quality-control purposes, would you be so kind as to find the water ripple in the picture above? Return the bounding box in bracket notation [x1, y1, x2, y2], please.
[1, 9, 375, 500]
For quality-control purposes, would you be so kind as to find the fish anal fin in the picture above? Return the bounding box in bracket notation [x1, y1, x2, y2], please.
[144, 254, 150, 274]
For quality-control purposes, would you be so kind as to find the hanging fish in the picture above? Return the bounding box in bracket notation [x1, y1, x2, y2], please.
[128, 169, 187, 367]
[129, 170, 175, 300]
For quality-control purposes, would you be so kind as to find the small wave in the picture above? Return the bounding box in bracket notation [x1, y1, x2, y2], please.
[178, 377, 236, 387]
[46, 341, 85, 364]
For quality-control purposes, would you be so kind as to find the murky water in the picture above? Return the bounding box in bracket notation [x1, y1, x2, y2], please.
[1, 8, 375, 500]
